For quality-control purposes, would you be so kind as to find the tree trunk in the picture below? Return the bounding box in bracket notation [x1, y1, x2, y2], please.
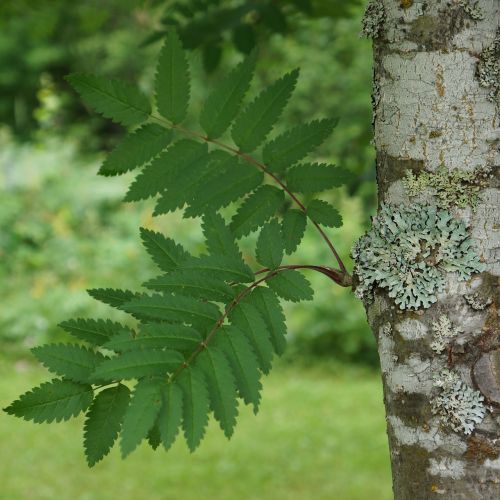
[358, 1, 499, 498]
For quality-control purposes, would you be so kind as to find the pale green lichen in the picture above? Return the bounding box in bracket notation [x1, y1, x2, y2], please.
[431, 315, 462, 354]
[360, 0, 385, 39]
[477, 30, 500, 103]
[404, 166, 491, 210]
[352, 203, 485, 310]
[432, 369, 486, 435]
[458, 0, 484, 21]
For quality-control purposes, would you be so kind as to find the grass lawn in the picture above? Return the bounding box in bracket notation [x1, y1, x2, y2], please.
[0, 358, 392, 500]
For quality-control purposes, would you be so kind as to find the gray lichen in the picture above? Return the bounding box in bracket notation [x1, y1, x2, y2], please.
[477, 30, 500, 103]
[404, 166, 491, 210]
[458, 0, 484, 21]
[361, 0, 385, 39]
[464, 292, 493, 310]
[432, 369, 486, 435]
[431, 315, 462, 354]
[352, 203, 485, 310]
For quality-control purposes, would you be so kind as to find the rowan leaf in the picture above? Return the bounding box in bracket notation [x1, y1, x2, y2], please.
[99, 124, 173, 176]
[230, 185, 284, 238]
[66, 74, 150, 126]
[125, 140, 207, 202]
[267, 270, 314, 302]
[307, 199, 343, 228]
[286, 163, 348, 193]
[140, 227, 189, 273]
[184, 158, 263, 217]
[178, 366, 210, 452]
[200, 51, 257, 138]
[58, 318, 132, 346]
[91, 349, 184, 381]
[32, 344, 106, 383]
[104, 324, 202, 352]
[155, 29, 190, 124]
[232, 69, 299, 152]
[83, 384, 130, 466]
[256, 219, 284, 269]
[4, 379, 93, 423]
[213, 327, 262, 412]
[262, 118, 337, 172]
[158, 383, 183, 450]
[87, 288, 139, 309]
[178, 254, 254, 283]
[281, 209, 307, 255]
[121, 378, 163, 457]
[202, 212, 243, 261]
[247, 287, 287, 355]
[229, 302, 273, 373]
[198, 346, 238, 438]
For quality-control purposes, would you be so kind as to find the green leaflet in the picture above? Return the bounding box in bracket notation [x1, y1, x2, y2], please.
[155, 29, 190, 124]
[202, 212, 243, 261]
[104, 324, 202, 352]
[66, 74, 151, 126]
[232, 69, 299, 152]
[247, 287, 287, 356]
[178, 365, 210, 452]
[121, 378, 163, 457]
[144, 271, 236, 303]
[140, 227, 189, 273]
[58, 318, 132, 346]
[200, 51, 257, 139]
[197, 346, 238, 438]
[147, 424, 162, 450]
[158, 383, 183, 450]
[230, 185, 284, 238]
[267, 270, 314, 302]
[4, 379, 93, 423]
[281, 209, 307, 255]
[213, 327, 262, 413]
[87, 288, 138, 309]
[307, 199, 343, 228]
[31, 344, 106, 383]
[184, 158, 263, 217]
[229, 302, 274, 373]
[179, 254, 254, 283]
[263, 118, 337, 172]
[125, 140, 207, 202]
[286, 163, 349, 193]
[83, 384, 130, 466]
[121, 293, 221, 324]
[99, 124, 173, 176]
[256, 219, 284, 269]
[91, 349, 184, 381]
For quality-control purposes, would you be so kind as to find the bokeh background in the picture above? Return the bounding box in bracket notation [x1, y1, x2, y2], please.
[0, 1, 392, 498]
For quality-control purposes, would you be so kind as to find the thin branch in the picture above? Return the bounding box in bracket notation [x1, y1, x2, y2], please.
[150, 114, 349, 276]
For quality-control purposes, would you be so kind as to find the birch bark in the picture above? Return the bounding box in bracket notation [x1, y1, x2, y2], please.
[359, 1, 500, 498]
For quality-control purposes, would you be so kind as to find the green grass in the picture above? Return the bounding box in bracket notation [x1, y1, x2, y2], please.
[0, 358, 391, 500]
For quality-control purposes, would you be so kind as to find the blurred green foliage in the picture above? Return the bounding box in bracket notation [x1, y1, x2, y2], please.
[0, 0, 377, 365]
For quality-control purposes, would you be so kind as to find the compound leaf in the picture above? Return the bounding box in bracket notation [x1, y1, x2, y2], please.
[200, 51, 257, 138]
[32, 344, 106, 383]
[99, 124, 173, 176]
[4, 379, 93, 423]
[83, 384, 130, 466]
[267, 270, 314, 302]
[91, 349, 183, 381]
[281, 209, 307, 255]
[263, 118, 337, 172]
[256, 219, 284, 269]
[230, 185, 284, 238]
[155, 29, 190, 124]
[307, 199, 342, 228]
[121, 378, 163, 457]
[67, 74, 150, 126]
[232, 69, 299, 152]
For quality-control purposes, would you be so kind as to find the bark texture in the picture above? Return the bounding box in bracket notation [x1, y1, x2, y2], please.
[361, 1, 500, 498]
